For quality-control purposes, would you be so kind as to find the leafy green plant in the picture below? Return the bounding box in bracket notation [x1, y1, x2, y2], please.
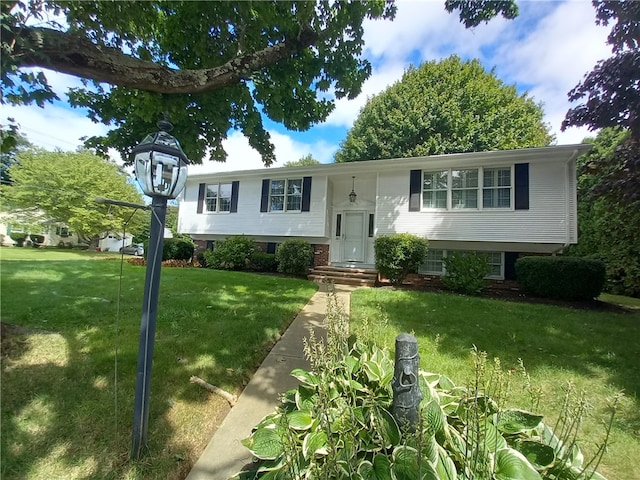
[442, 251, 492, 295]
[275, 239, 313, 276]
[374, 234, 429, 286]
[250, 252, 278, 272]
[237, 290, 616, 480]
[516, 256, 606, 300]
[203, 235, 256, 271]
[162, 237, 195, 261]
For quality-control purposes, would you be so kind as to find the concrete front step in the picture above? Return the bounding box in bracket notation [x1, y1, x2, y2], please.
[308, 265, 378, 286]
[308, 274, 376, 287]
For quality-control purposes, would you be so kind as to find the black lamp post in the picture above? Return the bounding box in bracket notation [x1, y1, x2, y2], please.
[131, 118, 189, 459]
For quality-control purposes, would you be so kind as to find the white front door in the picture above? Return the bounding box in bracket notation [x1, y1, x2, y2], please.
[343, 212, 365, 262]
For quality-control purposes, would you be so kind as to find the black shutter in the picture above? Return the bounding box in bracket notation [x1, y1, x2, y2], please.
[266, 242, 277, 254]
[514, 163, 529, 210]
[409, 169, 422, 212]
[504, 252, 519, 280]
[197, 183, 206, 213]
[336, 214, 342, 237]
[301, 176, 312, 212]
[260, 179, 270, 212]
[230, 181, 239, 212]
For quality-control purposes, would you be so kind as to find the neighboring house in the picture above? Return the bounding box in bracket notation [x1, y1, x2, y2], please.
[177, 144, 591, 282]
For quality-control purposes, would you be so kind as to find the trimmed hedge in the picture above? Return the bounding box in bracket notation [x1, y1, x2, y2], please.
[374, 233, 429, 286]
[250, 252, 278, 272]
[162, 238, 195, 261]
[202, 235, 256, 270]
[515, 256, 606, 300]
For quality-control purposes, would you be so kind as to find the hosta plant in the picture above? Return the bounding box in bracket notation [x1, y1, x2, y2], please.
[234, 291, 616, 480]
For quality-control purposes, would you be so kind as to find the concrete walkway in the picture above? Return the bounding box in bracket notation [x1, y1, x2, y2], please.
[186, 284, 356, 480]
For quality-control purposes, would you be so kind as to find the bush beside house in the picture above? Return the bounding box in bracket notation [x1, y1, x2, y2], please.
[516, 256, 606, 300]
[374, 234, 429, 286]
[275, 239, 314, 276]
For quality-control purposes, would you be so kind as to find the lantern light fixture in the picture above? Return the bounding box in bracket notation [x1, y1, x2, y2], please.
[133, 118, 189, 199]
[349, 176, 357, 203]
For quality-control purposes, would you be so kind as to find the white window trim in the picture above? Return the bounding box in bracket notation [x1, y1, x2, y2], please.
[205, 183, 232, 214]
[269, 178, 303, 213]
[421, 166, 513, 211]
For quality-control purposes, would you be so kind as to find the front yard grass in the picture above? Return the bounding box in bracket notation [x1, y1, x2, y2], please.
[350, 287, 640, 480]
[0, 248, 317, 479]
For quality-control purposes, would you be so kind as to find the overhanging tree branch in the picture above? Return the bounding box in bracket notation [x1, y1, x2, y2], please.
[12, 25, 320, 94]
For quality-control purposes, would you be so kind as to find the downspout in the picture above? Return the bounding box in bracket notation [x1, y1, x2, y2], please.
[553, 148, 580, 255]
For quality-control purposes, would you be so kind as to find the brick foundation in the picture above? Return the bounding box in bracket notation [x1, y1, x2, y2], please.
[312, 244, 329, 268]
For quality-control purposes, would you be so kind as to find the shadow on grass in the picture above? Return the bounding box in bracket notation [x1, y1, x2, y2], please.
[1, 258, 317, 479]
[352, 288, 640, 437]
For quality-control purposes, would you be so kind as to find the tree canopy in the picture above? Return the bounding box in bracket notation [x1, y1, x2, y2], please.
[566, 128, 639, 297]
[2, 149, 145, 245]
[334, 55, 553, 163]
[283, 153, 321, 167]
[2, 0, 519, 166]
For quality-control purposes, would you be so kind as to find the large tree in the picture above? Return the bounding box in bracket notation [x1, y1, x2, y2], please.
[562, 1, 640, 207]
[2, 149, 145, 246]
[334, 55, 553, 162]
[2, 1, 518, 166]
[566, 128, 639, 297]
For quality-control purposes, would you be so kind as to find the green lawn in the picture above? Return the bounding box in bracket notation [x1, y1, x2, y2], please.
[350, 287, 640, 480]
[0, 248, 317, 479]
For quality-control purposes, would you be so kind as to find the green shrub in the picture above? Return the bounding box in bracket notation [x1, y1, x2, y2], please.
[250, 252, 278, 272]
[162, 237, 195, 261]
[516, 256, 606, 300]
[203, 235, 255, 271]
[442, 251, 492, 295]
[374, 234, 429, 285]
[238, 290, 614, 480]
[275, 239, 313, 275]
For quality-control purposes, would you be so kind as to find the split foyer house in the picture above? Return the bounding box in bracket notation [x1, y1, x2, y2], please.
[177, 144, 591, 282]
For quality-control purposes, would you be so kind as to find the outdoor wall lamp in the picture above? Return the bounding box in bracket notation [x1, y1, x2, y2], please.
[349, 176, 357, 203]
[131, 117, 189, 459]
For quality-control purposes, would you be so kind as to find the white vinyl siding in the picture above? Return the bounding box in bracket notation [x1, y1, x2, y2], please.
[378, 161, 573, 245]
[180, 176, 328, 238]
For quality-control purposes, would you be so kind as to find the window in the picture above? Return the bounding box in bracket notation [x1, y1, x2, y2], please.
[56, 226, 70, 237]
[419, 250, 504, 279]
[483, 168, 511, 208]
[422, 170, 448, 209]
[451, 169, 478, 209]
[420, 249, 445, 274]
[205, 183, 232, 212]
[270, 178, 302, 212]
[418, 167, 512, 210]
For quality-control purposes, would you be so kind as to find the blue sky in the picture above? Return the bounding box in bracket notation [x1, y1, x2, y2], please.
[3, 1, 611, 174]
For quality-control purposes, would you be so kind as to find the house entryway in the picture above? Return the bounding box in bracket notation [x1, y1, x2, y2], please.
[342, 211, 366, 263]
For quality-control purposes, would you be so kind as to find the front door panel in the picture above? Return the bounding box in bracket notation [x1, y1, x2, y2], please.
[343, 212, 365, 262]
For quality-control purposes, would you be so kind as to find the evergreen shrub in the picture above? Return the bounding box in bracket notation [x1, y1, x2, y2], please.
[374, 234, 429, 285]
[203, 235, 255, 271]
[516, 256, 606, 300]
[162, 237, 195, 261]
[276, 239, 313, 275]
[442, 251, 492, 295]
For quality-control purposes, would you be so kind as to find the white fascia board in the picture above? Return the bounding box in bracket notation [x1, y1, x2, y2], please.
[186, 144, 593, 181]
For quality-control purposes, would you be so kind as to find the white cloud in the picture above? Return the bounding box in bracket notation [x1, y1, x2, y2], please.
[189, 130, 339, 174]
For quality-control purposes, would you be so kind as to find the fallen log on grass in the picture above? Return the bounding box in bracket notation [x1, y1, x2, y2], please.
[189, 375, 237, 406]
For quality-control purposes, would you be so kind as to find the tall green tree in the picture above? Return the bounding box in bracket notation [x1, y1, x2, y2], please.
[2, 149, 145, 247]
[562, 1, 640, 207]
[566, 128, 639, 297]
[2, 1, 517, 166]
[283, 153, 321, 167]
[334, 55, 553, 163]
